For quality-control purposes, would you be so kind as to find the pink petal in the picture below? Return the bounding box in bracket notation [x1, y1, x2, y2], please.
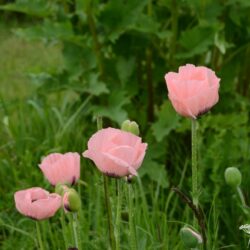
[108, 145, 136, 166]
[134, 143, 148, 169]
[14, 187, 62, 220]
[39, 152, 80, 185]
[40, 153, 63, 166]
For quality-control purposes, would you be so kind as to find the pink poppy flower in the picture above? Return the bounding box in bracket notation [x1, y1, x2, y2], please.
[165, 64, 220, 119]
[39, 152, 80, 186]
[14, 187, 61, 220]
[83, 128, 147, 177]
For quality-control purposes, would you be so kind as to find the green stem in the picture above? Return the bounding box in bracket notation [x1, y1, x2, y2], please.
[72, 213, 80, 250]
[237, 186, 247, 207]
[96, 116, 116, 249]
[115, 180, 122, 250]
[128, 183, 138, 250]
[192, 119, 198, 225]
[60, 210, 69, 248]
[169, 0, 178, 67]
[36, 221, 44, 250]
[104, 175, 116, 250]
[86, 3, 104, 78]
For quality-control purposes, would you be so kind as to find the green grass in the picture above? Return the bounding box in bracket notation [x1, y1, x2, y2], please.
[0, 24, 62, 99]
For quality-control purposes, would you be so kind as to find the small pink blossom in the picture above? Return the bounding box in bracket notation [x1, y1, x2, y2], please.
[14, 187, 61, 220]
[39, 152, 80, 186]
[165, 64, 220, 119]
[83, 128, 147, 177]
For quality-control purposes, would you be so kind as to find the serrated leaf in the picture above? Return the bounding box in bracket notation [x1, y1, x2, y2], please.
[92, 106, 128, 124]
[91, 90, 130, 124]
[177, 25, 216, 58]
[100, 0, 147, 42]
[84, 74, 109, 96]
[152, 101, 180, 142]
[0, 0, 52, 17]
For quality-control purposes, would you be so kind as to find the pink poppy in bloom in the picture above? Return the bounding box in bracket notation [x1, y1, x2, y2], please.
[39, 152, 80, 186]
[165, 64, 220, 119]
[14, 187, 61, 220]
[83, 128, 147, 177]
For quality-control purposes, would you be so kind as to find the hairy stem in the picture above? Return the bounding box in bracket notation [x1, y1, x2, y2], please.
[104, 175, 116, 250]
[192, 119, 199, 226]
[128, 184, 138, 250]
[97, 116, 116, 249]
[115, 180, 122, 250]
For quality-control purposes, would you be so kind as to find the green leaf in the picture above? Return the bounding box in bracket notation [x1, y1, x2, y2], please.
[100, 0, 147, 42]
[139, 160, 168, 188]
[177, 25, 217, 58]
[152, 101, 180, 142]
[116, 56, 135, 85]
[84, 74, 109, 96]
[0, 0, 53, 17]
[91, 90, 130, 124]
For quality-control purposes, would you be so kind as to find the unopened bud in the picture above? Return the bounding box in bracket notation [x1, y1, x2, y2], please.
[121, 120, 139, 136]
[180, 227, 202, 248]
[225, 167, 242, 188]
[55, 184, 69, 196]
[63, 189, 81, 212]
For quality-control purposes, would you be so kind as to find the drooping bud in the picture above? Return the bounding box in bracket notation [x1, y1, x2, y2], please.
[180, 227, 202, 248]
[63, 188, 81, 212]
[224, 167, 242, 188]
[121, 120, 139, 136]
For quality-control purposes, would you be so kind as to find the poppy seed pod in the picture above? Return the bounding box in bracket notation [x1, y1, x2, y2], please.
[225, 167, 242, 188]
[180, 227, 202, 248]
[121, 120, 140, 136]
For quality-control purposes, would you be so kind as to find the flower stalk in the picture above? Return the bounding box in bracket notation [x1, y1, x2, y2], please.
[71, 213, 80, 250]
[97, 116, 116, 250]
[191, 119, 199, 225]
[127, 183, 138, 250]
[36, 221, 45, 250]
[115, 180, 122, 250]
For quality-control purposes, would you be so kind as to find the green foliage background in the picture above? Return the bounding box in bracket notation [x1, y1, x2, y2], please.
[0, 0, 250, 249]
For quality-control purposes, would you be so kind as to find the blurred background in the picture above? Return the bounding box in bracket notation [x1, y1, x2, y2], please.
[0, 0, 250, 249]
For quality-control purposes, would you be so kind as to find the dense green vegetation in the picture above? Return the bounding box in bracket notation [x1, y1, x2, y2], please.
[0, 0, 250, 249]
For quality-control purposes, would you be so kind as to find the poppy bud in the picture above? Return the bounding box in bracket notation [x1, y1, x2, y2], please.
[55, 184, 69, 196]
[121, 120, 140, 136]
[224, 167, 242, 188]
[63, 189, 81, 212]
[180, 227, 202, 248]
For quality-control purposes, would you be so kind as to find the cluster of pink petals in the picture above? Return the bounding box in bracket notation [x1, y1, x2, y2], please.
[165, 64, 220, 119]
[14, 152, 81, 220]
[39, 152, 80, 186]
[14, 187, 61, 220]
[83, 127, 147, 177]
